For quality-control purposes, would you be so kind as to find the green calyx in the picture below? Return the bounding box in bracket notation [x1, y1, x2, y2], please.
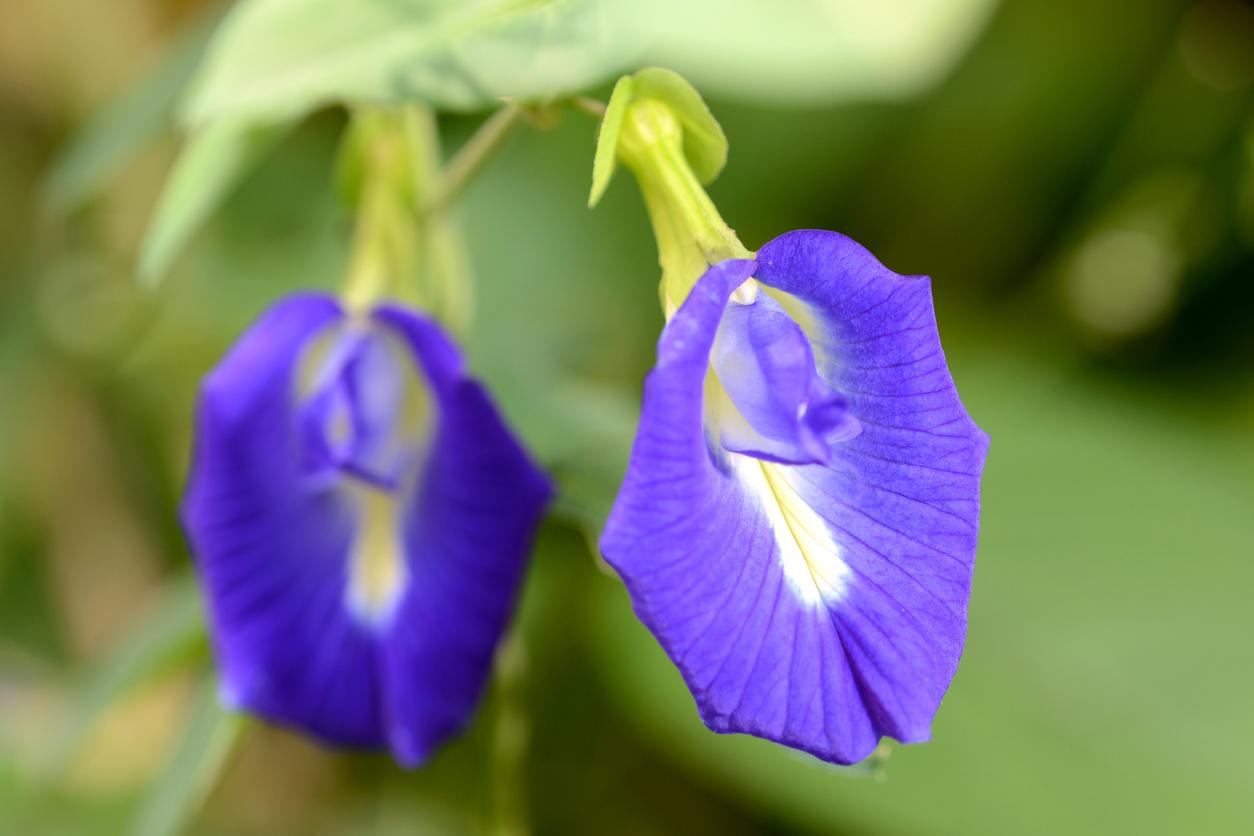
[589, 68, 751, 315]
[338, 107, 473, 333]
[339, 108, 426, 310]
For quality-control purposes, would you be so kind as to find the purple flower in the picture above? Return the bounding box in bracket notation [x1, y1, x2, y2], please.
[182, 293, 550, 766]
[601, 230, 988, 765]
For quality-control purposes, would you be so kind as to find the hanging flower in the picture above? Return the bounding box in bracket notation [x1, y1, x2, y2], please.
[182, 293, 550, 766]
[601, 232, 987, 764]
[588, 69, 989, 764]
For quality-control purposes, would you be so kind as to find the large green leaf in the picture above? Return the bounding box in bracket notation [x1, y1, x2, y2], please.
[634, 0, 1000, 105]
[185, 0, 998, 127]
[183, 0, 641, 126]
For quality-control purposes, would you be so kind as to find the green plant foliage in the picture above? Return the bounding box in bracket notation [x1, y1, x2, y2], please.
[129, 676, 242, 836]
[183, 0, 642, 126]
[139, 120, 291, 287]
[40, 581, 206, 779]
[632, 0, 1000, 105]
[41, 8, 222, 216]
[8, 1, 1254, 833]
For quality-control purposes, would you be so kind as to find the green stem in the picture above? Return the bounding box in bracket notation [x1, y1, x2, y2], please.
[490, 631, 529, 836]
[343, 160, 397, 310]
[570, 96, 608, 119]
[424, 104, 523, 213]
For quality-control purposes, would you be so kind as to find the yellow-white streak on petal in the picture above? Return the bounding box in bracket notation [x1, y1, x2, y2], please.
[346, 484, 408, 629]
[730, 277, 760, 304]
[729, 453, 849, 608]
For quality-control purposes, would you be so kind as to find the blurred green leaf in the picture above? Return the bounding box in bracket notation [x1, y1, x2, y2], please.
[41, 6, 222, 215]
[0, 287, 37, 509]
[130, 676, 241, 836]
[633, 0, 1000, 105]
[139, 119, 290, 287]
[530, 382, 638, 533]
[41, 7, 226, 215]
[41, 581, 206, 779]
[183, 0, 641, 126]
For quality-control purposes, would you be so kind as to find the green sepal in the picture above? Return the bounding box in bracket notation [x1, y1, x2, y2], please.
[631, 67, 727, 184]
[334, 108, 425, 213]
[587, 68, 745, 313]
[588, 75, 634, 208]
[333, 111, 371, 209]
[588, 67, 729, 208]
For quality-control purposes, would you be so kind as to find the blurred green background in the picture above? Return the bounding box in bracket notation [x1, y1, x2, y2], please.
[2, 1, 1253, 834]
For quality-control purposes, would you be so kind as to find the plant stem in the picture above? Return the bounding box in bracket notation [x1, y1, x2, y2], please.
[423, 104, 524, 213]
[570, 96, 608, 118]
[490, 631, 529, 836]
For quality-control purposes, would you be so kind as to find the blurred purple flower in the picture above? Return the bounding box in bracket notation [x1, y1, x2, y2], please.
[182, 293, 550, 766]
[601, 230, 988, 764]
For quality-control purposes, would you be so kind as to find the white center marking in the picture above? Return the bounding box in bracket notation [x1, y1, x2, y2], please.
[345, 484, 408, 629]
[729, 454, 849, 608]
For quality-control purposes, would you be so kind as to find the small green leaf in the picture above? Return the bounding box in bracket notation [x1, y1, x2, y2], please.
[183, 0, 640, 127]
[632, 67, 727, 185]
[588, 75, 633, 207]
[423, 214, 476, 339]
[40, 580, 206, 779]
[130, 675, 242, 836]
[333, 110, 373, 209]
[41, 6, 222, 216]
[139, 119, 290, 287]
